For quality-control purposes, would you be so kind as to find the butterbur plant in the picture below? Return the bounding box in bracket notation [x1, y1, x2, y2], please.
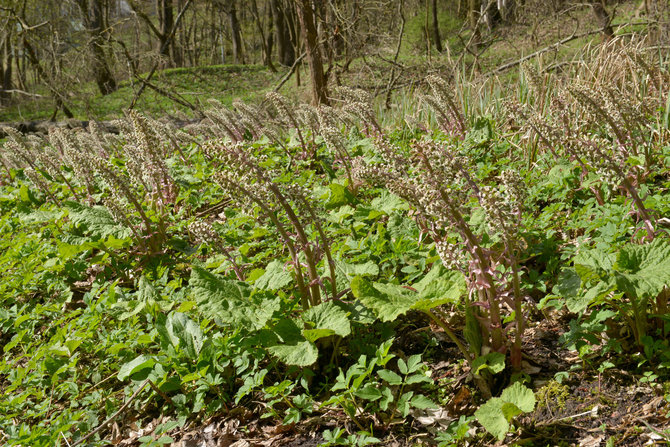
[352, 136, 528, 394]
[201, 139, 337, 309]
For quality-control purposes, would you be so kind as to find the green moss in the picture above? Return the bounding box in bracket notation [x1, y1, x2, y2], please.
[536, 380, 570, 410]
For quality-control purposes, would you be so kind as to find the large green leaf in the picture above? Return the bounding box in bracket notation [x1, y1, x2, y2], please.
[412, 265, 467, 311]
[351, 266, 466, 321]
[475, 382, 535, 441]
[351, 277, 416, 321]
[164, 312, 203, 360]
[267, 340, 318, 366]
[254, 260, 293, 291]
[189, 266, 279, 330]
[475, 397, 510, 441]
[65, 201, 131, 239]
[613, 239, 670, 299]
[500, 381, 536, 413]
[302, 301, 351, 341]
[118, 355, 155, 381]
[573, 249, 615, 283]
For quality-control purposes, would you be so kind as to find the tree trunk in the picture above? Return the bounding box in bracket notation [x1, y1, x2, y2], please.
[468, 0, 480, 48]
[265, 1, 276, 70]
[1, 29, 13, 104]
[227, 0, 245, 64]
[272, 0, 295, 66]
[591, 0, 614, 40]
[77, 0, 118, 95]
[158, 0, 174, 62]
[432, 0, 443, 52]
[296, 0, 328, 105]
[22, 35, 73, 118]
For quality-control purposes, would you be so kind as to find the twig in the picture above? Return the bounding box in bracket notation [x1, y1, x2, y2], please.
[635, 417, 670, 441]
[129, 0, 193, 109]
[273, 52, 307, 92]
[385, 0, 405, 110]
[60, 432, 72, 447]
[486, 20, 653, 76]
[0, 89, 44, 98]
[485, 27, 606, 75]
[71, 378, 151, 446]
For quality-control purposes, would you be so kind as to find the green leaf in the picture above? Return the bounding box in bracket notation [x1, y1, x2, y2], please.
[355, 384, 383, 401]
[351, 269, 466, 322]
[614, 239, 670, 299]
[326, 182, 355, 209]
[500, 402, 523, 420]
[351, 277, 415, 322]
[380, 387, 394, 410]
[500, 382, 536, 413]
[65, 202, 131, 239]
[118, 355, 155, 381]
[254, 260, 293, 291]
[471, 352, 506, 376]
[412, 266, 467, 311]
[369, 191, 409, 214]
[165, 312, 203, 359]
[397, 358, 408, 375]
[267, 340, 318, 366]
[397, 391, 414, 417]
[411, 394, 438, 410]
[377, 369, 403, 386]
[553, 268, 581, 299]
[302, 301, 351, 340]
[405, 354, 423, 373]
[475, 397, 509, 441]
[189, 266, 279, 330]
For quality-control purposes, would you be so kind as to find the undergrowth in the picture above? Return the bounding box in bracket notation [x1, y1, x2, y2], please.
[1, 38, 670, 446]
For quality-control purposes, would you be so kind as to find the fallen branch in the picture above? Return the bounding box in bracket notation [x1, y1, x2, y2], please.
[71, 378, 151, 446]
[485, 27, 607, 76]
[486, 20, 654, 76]
[273, 52, 307, 92]
[129, 0, 193, 109]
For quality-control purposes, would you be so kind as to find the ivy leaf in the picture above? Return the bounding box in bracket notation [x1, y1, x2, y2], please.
[189, 266, 279, 330]
[255, 260, 293, 291]
[118, 355, 155, 381]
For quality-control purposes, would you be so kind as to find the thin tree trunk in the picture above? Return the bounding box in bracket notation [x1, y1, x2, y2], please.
[272, 0, 295, 66]
[592, 0, 614, 40]
[432, 0, 443, 52]
[468, 0, 480, 49]
[1, 32, 13, 104]
[159, 0, 175, 63]
[265, 1, 276, 71]
[227, 0, 245, 64]
[296, 0, 328, 105]
[76, 0, 118, 95]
